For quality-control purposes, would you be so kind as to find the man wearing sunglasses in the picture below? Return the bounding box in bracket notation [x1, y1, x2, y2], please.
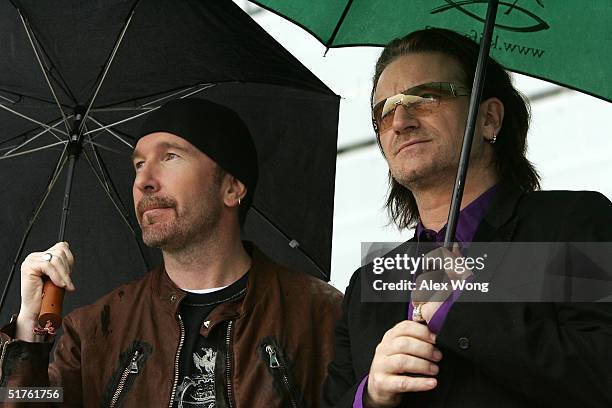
[322, 28, 612, 408]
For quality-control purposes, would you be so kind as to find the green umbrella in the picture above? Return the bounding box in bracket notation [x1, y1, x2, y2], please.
[249, 0, 610, 245]
[251, 0, 610, 102]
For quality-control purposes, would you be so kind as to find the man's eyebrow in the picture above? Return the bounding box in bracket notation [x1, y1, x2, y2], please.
[131, 141, 191, 162]
[130, 150, 141, 162]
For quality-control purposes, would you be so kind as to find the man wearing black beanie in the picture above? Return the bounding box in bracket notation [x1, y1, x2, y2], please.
[5, 98, 343, 407]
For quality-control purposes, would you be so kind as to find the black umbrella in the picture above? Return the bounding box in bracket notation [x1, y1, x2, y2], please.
[0, 0, 339, 326]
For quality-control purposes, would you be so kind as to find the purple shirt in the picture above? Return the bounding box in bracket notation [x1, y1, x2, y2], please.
[409, 183, 499, 333]
[353, 185, 499, 408]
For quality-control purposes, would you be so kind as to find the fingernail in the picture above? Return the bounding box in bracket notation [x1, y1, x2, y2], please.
[433, 350, 443, 360]
[427, 379, 436, 387]
[431, 333, 437, 342]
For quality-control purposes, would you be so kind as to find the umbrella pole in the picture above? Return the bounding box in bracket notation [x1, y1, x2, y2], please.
[443, 0, 499, 248]
[38, 112, 84, 332]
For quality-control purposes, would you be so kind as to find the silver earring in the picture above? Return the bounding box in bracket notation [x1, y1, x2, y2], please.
[238, 198, 241, 206]
[489, 132, 497, 144]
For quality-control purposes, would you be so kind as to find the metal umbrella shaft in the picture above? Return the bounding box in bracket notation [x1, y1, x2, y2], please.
[39, 115, 84, 331]
[443, 0, 499, 248]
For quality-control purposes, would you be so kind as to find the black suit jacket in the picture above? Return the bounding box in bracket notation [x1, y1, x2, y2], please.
[322, 185, 612, 408]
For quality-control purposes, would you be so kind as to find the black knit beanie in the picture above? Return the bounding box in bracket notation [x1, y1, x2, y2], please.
[137, 98, 258, 213]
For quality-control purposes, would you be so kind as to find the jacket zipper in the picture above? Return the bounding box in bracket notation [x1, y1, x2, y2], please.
[109, 348, 143, 408]
[168, 314, 185, 408]
[226, 320, 234, 408]
[265, 344, 297, 408]
[0, 339, 16, 384]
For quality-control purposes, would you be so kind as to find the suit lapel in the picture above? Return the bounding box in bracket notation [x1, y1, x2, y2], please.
[428, 186, 526, 403]
[473, 183, 524, 242]
[466, 184, 525, 286]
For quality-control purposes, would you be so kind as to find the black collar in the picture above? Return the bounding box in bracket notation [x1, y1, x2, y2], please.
[473, 183, 525, 242]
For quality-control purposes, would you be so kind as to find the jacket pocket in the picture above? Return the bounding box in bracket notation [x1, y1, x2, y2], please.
[102, 341, 151, 408]
[258, 337, 302, 408]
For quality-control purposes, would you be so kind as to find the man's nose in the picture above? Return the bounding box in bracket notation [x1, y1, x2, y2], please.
[391, 104, 420, 134]
[133, 163, 160, 193]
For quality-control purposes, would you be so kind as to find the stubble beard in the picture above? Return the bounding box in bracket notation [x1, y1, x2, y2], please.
[142, 201, 222, 252]
[139, 175, 224, 252]
[391, 144, 456, 191]
[391, 137, 491, 194]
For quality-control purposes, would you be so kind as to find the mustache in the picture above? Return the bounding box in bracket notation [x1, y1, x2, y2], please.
[392, 136, 413, 153]
[137, 195, 176, 218]
[392, 130, 429, 153]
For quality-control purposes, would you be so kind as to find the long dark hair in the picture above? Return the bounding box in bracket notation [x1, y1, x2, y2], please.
[372, 28, 540, 229]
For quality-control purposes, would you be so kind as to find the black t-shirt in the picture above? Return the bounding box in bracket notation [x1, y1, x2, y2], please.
[173, 273, 248, 408]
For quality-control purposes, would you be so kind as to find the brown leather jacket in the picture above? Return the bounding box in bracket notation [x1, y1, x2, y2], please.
[0, 247, 343, 407]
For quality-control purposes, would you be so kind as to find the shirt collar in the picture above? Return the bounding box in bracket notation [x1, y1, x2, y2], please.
[415, 184, 500, 243]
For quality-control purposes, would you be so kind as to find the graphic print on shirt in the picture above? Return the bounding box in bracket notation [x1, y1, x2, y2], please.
[176, 347, 217, 407]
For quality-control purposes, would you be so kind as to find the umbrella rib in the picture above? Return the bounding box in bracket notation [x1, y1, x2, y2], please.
[81, 147, 136, 232]
[249, 205, 330, 281]
[90, 82, 217, 112]
[83, 82, 218, 138]
[18, 10, 71, 135]
[175, 83, 218, 100]
[88, 138, 131, 217]
[0, 144, 69, 314]
[0, 94, 19, 104]
[83, 108, 158, 136]
[1, 119, 65, 148]
[85, 137, 111, 192]
[87, 116, 134, 149]
[0, 145, 19, 154]
[325, 0, 354, 51]
[3, 117, 71, 157]
[84, 140, 129, 156]
[141, 83, 216, 107]
[81, 145, 151, 271]
[10, 6, 77, 104]
[1, 118, 67, 150]
[0, 87, 73, 109]
[78, 7, 137, 135]
[0, 102, 69, 137]
[0, 141, 68, 161]
[90, 107, 157, 112]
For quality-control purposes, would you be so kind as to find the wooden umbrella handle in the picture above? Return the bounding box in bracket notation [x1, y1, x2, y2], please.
[38, 279, 64, 331]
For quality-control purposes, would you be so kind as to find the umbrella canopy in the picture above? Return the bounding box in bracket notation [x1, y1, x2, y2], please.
[251, 0, 611, 102]
[0, 0, 340, 323]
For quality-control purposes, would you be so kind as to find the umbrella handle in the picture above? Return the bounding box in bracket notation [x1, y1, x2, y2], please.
[38, 279, 64, 330]
[38, 133, 81, 333]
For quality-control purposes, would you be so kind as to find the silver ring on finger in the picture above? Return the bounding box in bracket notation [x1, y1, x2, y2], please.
[42, 252, 53, 262]
[412, 303, 425, 323]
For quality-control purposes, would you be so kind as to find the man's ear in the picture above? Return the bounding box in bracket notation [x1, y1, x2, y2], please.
[223, 175, 247, 208]
[479, 97, 504, 142]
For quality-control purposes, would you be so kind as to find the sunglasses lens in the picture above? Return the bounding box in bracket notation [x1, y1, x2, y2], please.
[410, 99, 439, 115]
[373, 98, 439, 133]
[377, 109, 396, 134]
[372, 101, 385, 132]
[372, 83, 468, 134]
